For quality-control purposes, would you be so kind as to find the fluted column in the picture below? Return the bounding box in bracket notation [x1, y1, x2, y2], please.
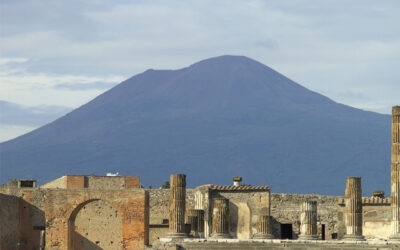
[168, 174, 187, 238]
[343, 177, 364, 241]
[211, 198, 230, 238]
[298, 201, 318, 240]
[253, 215, 274, 239]
[391, 106, 400, 240]
[186, 209, 205, 238]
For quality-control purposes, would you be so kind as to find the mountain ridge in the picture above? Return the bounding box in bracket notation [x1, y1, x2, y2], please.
[0, 55, 391, 195]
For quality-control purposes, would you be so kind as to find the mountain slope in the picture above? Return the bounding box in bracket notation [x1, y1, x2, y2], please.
[0, 55, 391, 194]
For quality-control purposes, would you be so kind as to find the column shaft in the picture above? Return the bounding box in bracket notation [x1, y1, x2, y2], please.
[391, 106, 400, 239]
[211, 198, 230, 238]
[254, 215, 274, 239]
[168, 174, 187, 238]
[298, 201, 318, 240]
[343, 177, 364, 241]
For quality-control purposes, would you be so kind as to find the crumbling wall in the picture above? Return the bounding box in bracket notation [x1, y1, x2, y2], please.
[40, 176, 66, 188]
[270, 193, 340, 240]
[0, 194, 19, 250]
[74, 199, 122, 249]
[148, 189, 196, 225]
[44, 189, 149, 250]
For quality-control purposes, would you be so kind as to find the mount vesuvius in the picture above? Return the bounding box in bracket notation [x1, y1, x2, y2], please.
[0, 56, 391, 195]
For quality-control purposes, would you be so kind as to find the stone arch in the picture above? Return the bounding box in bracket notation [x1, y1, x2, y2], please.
[68, 199, 122, 250]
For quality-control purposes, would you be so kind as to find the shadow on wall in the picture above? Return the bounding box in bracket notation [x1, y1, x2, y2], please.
[74, 232, 103, 250]
[0, 194, 45, 249]
[229, 202, 239, 238]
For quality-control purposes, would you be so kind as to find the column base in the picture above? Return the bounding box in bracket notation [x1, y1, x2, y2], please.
[389, 234, 400, 241]
[211, 233, 231, 239]
[253, 233, 274, 239]
[298, 235, 319, 240]
[167, 232, 188, 239]
[343, 235, 365, 241]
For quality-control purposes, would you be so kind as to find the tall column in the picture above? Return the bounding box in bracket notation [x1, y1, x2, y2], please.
[298, 201, 318, 240]
[253, 215, 274, 239]
[343, 177, 364, 241]
[168, 174, 187, 238]
[391, 106, 400, 240]
[211, 198, 230, 238]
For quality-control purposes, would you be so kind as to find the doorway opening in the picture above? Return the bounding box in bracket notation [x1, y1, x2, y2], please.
[280, 224, 292, 239]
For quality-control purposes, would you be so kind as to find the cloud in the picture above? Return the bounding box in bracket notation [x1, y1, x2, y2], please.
[0, 0, 399, 120]
[0, 100, 72, 127]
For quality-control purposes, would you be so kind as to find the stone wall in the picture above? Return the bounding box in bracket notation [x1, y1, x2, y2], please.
[40, 175, 141, 189]
[270, 193, 340, 240]
[147, 189, 196, 225]
[0, 194, 20, 250]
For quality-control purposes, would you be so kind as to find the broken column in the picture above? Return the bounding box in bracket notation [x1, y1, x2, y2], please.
[298, 200, 318, 240]
[186, 209, 205, 238]
[253, 215, 274, 239]
[168, 174, 187, 238]
[211, 198, 230, 238]
[343, 177, 364, 241]
[391, 106, 400, 240]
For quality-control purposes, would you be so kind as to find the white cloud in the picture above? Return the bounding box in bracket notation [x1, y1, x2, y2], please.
[0, 0, 399, 141]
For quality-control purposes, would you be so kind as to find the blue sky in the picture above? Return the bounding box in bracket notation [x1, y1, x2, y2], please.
[1, 0, 399, 141]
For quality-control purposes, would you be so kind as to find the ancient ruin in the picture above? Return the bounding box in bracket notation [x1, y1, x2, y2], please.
[391, 106, 400, 240]
[298, 200, 318, 240]
[168, 174, 187, 238]
[1, 105, 400, 249]
[343, 177, 364, 241]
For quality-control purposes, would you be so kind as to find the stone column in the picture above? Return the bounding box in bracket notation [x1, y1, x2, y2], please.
[168, 174, 187, 238]
[343, 177, 364, 241]
[391, 106, 400, 240]
[253, 215, 274, 239]
[298, 201, 318, 240]
[186, 209, 205, 238]
[211, 198, 230, 238]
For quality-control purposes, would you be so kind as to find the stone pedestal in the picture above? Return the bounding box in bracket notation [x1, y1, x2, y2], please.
[343, 177, 365, 241]
[391, 106, 400, 240]
[253, 215, 274, 239]
[168, 174, 187, 238]
[298, 201, 318, 240]
[211, 198, 230, 238]
[186, 209, 205, 238]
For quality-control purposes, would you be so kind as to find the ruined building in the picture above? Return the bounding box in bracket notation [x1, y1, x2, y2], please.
[0, 106, 399, 249]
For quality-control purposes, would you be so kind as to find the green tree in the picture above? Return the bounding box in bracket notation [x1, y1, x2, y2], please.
[161, 181, 170, 189]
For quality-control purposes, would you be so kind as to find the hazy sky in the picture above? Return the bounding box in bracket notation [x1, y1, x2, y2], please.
[1, 0, 399, 142]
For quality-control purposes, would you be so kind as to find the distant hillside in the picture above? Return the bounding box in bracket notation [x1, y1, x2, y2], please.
[0, 55, 391, 195]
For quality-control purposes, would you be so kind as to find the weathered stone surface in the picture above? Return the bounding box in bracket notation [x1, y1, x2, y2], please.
[253, 215, 274, 239]
[391, 106, 400, 240]
[212, 198, 230, 238]
[298, 201, 318, 240]
[343, 177, 364, 241]
[168, 174, 187, 238]
[44, 189, 149, 250]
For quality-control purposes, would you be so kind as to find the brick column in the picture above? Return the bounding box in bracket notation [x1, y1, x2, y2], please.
[298, 201, 318, 240]
[168, 174, 187, 238]
[343, 177, 364, 241]
[391, 106, 400, 240]
[253, 215, 274, 239]
[211, 198, 230, 238]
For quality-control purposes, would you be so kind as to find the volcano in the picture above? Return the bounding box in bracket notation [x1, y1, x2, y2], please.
[0, 55, 391, 194]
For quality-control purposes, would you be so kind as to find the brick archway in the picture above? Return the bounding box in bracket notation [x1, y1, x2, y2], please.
[44, 189, 149, 250]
